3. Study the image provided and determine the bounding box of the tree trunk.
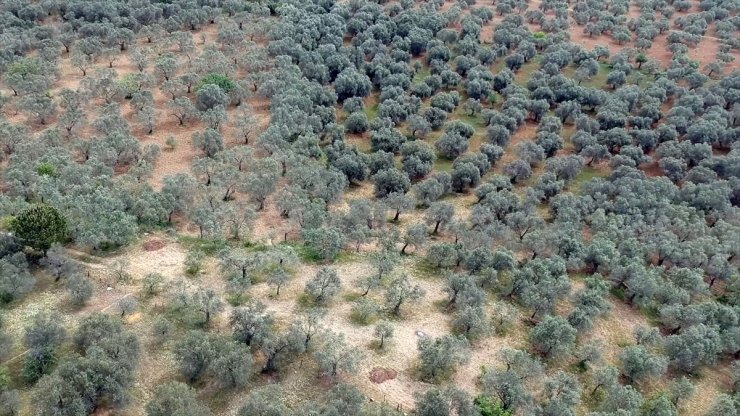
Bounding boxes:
[263,354,277,373]
[401,243,409,255]
[433,221,440,234]
[394,300,403,316]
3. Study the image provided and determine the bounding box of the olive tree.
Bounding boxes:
[531,316,577,359]
[146,382,212,416]
[304,267,342,306]
[415,387,478,416]
[385,275,425,317]
[620,345,667,383]
[418,335,471,382]
[314,332,364,379]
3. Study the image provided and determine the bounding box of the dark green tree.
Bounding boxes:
[10,205,66,254]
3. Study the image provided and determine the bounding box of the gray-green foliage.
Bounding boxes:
[210,338,253,388]
[531,316,576,359]
[237,385,290,416]
[302,227,345,261]
[707,394,738,416]
[374,321,394,349]
[664,324,722,374]
[314,332,363,378]
[305,267,342,306]
[195,83,229,111]
[174,330,214,383]
[0,253,34,303]
[619,345,667,382]
[385,275,425,316]
[481,348,544,411]
[35,313,140,415]
[146,381,212,416]
[65,273,93,306]
[415,387,478,416]
[418,335,470,382]
[229,300,274,347]
[192,128,224,157]
[539,371,582,416]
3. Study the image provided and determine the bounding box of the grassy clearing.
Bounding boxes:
[413,65,431,85]
[177,236,229,256]
[569,165,610,194]
[514,58,542,85]
[454,108,486,129]
[364,93,380,120]
[434,157,454,173]
[489,54,542,86]
[365,102,379,119]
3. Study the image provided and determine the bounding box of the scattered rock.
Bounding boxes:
[369,367,397,384]
[143,239,166,251]
[416,330,426,338]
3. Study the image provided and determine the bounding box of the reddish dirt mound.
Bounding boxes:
[142,239,166,251]
[369,367,398,384]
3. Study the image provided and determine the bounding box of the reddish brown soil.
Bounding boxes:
[369,367,398,384]
[142,239,166,251]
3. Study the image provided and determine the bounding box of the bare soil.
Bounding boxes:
[369,367,398,384]
[142,239,166,251]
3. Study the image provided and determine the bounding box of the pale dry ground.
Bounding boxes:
[4,231,526,414]
[2,228,729,415]
[1,235,188,416]
[233,254,530,413]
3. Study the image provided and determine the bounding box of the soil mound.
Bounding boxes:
[369,367,397,384]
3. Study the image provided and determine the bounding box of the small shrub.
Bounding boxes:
[350,298,380,325]
[65,274,93,306]
[184,249,205,277]
[36,162,56,177]
[151,317,173,344]
[475,395,512,416]
[165,135,177,150]
[197,73,236,92]
[142,273,165,297]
